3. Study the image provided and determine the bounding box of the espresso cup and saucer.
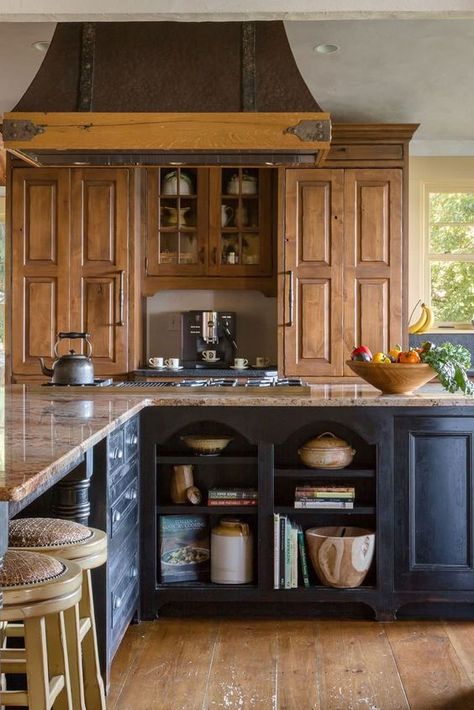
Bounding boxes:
[165,357,183,370]
[230,357,249,370]
[149,356,165,369]
[202,350,220,363]
[253,356,270,368]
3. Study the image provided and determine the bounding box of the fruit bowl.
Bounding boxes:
[346,360,436,395]
[180,435,233,456]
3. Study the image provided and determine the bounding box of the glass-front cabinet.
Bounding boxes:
[146,167,208,276]
[145,167,273,280]
[208,168,272,277]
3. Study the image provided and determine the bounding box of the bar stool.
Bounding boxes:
[0,548,82,709]
[8,518,107,710]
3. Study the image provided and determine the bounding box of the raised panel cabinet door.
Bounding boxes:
[11,168,70,376]
[71,169,129,375]
[343,169,403,374]
[394,416,474,591]
[283,169,344,376]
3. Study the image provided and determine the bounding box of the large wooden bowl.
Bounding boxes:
[346,360,436,395]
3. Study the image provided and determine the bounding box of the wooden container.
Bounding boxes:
[170,465,194,503]
[298,432,355,470]
[305,526,375,588]
[346,360,435,395]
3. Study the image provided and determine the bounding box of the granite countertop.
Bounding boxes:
[0,383,473,503]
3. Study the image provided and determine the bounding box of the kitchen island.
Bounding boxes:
[1,383,474,678]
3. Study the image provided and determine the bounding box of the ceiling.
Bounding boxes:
[1,19,474,155]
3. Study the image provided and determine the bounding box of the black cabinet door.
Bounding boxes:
[395,416,474,591]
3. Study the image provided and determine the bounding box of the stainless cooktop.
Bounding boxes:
[113,377,304,389]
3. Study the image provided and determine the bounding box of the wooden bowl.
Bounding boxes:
[305,526,375,588]
[180,435,233,456]
[346,360,436,395]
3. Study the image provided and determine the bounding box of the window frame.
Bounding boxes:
[423,181,474,328]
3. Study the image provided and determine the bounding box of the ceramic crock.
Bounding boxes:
[298,432,356,469]
[211,518,253,584]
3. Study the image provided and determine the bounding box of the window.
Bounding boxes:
[0,188,4,383]
[424,187,474,326]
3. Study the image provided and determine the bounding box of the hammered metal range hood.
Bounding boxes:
[2,21,331,167]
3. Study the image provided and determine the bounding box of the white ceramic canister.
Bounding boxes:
[211,519,253,584]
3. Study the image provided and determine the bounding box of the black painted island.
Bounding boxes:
[1,383,473,680]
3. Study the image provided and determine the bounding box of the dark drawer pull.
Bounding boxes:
[110,447,124,461]
[113,595,122,610]
[129,566,138,579]
[127,434,138,446]
[112,510,121,524]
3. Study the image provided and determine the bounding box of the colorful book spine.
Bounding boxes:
[284,517,292,589]
[208,488,258,499]
[297,526,310,588]
[294,500,354,509]
[291,523,298,589]
[279,515,286,589]
[207,499,257,506]
[274,514,280,590]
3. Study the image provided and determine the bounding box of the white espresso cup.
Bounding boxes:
[165,357,180,369]
[255,357,270,368]
[202,350,218,361]
[149,356,164,368]
[234,357,249,369]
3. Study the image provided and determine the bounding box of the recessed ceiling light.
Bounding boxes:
[314,43,340,55]
[31,41,50,52]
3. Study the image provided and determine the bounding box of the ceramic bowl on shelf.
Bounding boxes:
[305,526,375,588]
[180,435,233,456]
[298,432,355,470]
[346,360,436,395]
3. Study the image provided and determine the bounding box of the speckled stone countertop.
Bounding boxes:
[0,383,473,503]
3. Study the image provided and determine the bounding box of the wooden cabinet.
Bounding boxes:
[394,416,474,592]
[144,167,274,293]
[282,167,404,378]
[11,167,137,380]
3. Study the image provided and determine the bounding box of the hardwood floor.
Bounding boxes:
[109,619,474,709]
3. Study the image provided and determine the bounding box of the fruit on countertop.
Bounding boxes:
[398,350,421,364]
[351,345,373,362]
[373,352,391,364]
[408,302,434,334]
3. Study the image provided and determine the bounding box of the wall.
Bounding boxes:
[146,290,277,364]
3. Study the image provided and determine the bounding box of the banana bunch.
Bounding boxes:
[408,302,434,334]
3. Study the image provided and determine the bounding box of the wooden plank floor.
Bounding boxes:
[109,619,474,709]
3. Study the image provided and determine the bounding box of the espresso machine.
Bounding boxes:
[181,311,237,368]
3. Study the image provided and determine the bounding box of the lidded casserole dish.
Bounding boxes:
[298,432,356,469]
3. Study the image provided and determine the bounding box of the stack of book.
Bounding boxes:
[294,485,355,509]
[207,487,258,506]
[273,514,310,589]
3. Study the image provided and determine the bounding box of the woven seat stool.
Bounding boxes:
[0,549,82,709]
[8,518,108,710]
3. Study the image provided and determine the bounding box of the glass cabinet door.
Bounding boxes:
[146,168,207,276]
[209,168,272,277]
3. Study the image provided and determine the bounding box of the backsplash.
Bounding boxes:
[146,290,277,364]
[409,332,474,374]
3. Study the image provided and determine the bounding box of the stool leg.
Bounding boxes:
[24,616,50,710]
[80,570,106,710]
[63,604,86,710]
[45,611,73,710]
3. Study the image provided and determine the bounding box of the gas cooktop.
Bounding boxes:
[113,377,304,389]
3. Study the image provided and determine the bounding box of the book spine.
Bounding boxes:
[295,497,355,503]
[295,486,355,492]
[208,489,258,499]
[284,518,292,590]
[292,523,298,589]
[273,514,280,590]
[279,516,286,589]
[297,526,310,588]
[207,499,258,506]
[295,490,355,498]
[294,501,354,509]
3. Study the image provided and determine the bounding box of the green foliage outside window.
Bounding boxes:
[428,192,474,323]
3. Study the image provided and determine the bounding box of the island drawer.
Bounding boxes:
[124,417,139,463]
[109,459,138,506]
[110,527,139,650]
[108,427,125,473]
[110,475,138,540]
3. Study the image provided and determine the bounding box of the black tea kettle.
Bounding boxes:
[39,332,95,385]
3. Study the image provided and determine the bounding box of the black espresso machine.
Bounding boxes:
[181,311,237,368]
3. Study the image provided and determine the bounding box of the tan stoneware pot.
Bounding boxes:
[305,526,375,588]
[298,432,355,469]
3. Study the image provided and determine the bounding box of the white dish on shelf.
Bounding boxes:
[166,365,184,370]
[229,365,248,370]
[148,365,167,370]
[202,358,220,363]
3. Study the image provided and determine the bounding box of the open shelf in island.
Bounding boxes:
[157,505,258,515]
[274,466,375,478]
[274,505,376,515]
[156,455,258,465]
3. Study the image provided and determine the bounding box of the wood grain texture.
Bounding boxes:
[3,112,331,151]
[385,621,474,710]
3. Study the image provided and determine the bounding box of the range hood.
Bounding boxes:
[2,21,331,167]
